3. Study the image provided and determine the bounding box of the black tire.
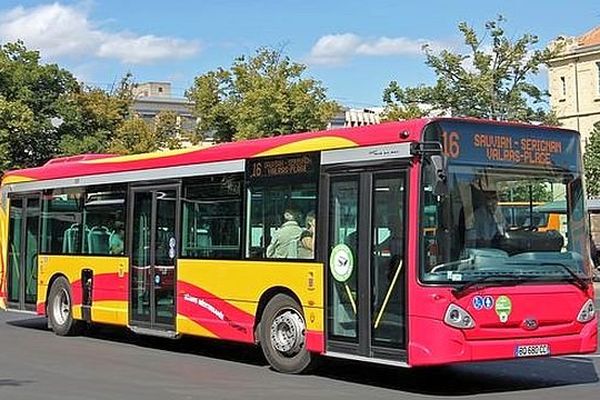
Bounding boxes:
[47,277,83,336]
[259,294,313,374]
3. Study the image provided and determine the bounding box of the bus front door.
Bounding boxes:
[6,194,40,311]
[324,170,407,362]
[129,185,179,331]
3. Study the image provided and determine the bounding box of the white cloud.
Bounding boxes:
[97,34,199,64]
[308,33,447,66]
[308,33,362,66]
[0,2,200,64]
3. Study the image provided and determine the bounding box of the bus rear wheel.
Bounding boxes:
[259,294,313,374]
[48,277,83,336]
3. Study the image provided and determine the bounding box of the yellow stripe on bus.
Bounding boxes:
[176,314,219,338]
[1,175,35,185]
[91,300,128,326]
[255,136,357,157]
[84,146,211,164]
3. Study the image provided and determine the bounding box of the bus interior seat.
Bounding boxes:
[88,226,110,254]
[62,224,92,253]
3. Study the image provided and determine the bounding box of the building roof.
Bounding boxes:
[578,26,600,47]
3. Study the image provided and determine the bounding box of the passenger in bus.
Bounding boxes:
[465,190,507,248]
[298,211,316,258]
[109,221,125,255]
[266,209,303,258]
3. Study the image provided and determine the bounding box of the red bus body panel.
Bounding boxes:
[406,152,597,367]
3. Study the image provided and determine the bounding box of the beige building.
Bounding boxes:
[327,107,383,129]
[132,82,198,135]
[548,27,600,144]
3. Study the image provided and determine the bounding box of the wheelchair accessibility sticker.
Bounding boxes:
[472,295,494,310]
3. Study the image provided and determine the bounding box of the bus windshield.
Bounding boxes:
[420,122,592,285]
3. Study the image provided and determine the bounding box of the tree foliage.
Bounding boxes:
[0,41,79,170]
[108,113,182,155]
[584,122,600,198]
[186,47,340,142]
[382,16,560,124]
[58,74,135,155]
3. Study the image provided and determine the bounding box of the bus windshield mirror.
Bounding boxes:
[427,154,448,196]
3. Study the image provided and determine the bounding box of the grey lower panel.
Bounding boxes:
[324,351,410,368]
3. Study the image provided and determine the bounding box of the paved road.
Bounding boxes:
[0,287,599,400]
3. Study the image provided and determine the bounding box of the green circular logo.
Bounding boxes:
[329,244,354,282]
[495,295,512,323]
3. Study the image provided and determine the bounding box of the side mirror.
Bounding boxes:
[411,141,448,196]
[428,154,448,196]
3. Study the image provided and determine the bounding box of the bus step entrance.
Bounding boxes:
[129,326,180,339]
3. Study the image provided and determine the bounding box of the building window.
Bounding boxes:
[246,153,319,260]
[560,76,566,98]
[181,175,243,259]
[597,62,600,95]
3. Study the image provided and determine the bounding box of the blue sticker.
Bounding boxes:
[472,295,484,310]
[483,296,494,310]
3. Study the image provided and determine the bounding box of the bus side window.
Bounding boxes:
[245,154,319,260]
[181,175,243,259]
[82,185,127,255]
[41,188,84,255]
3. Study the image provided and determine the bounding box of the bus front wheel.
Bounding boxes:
[47,277,83,336]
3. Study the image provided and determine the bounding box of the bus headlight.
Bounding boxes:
[577,299,596,323]
[444,304,475,329]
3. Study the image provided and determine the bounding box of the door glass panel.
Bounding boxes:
[131,191,152,323]
[7,199,23,303]
[24,198,40,305]
[328,178,359,341]
[154,189,176,325]
[371,174,405,348]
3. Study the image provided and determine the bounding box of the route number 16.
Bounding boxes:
[441,131,460,158]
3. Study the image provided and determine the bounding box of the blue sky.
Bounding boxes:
[1,1,599,107]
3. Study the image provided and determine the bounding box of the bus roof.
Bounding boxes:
[1,118,578,186]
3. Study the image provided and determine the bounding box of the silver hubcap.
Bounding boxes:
[270,309,305,356]
[53,288,70,326]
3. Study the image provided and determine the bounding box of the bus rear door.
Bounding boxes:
[6,194,41,311]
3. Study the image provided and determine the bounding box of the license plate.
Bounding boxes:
[515,344,550,358]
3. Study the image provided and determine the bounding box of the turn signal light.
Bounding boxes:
[577,299,596,323]
[444,303,475,329]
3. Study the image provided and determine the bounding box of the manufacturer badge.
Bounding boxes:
[522,318,539,331]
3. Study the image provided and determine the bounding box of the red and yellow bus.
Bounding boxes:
[0,118,596,373]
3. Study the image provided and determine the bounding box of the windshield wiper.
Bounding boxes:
[505,261,589,291]
[452,274,543,298]
[538,262,589,291]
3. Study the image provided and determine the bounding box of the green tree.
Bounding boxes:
[584,122,600,198]
[0,96,35,171]
[154,111,183,150]
[108,114,182,155]
[58,74,135,155]
[0,41,79,169]
[382,82,430,121]
[186,47,340,142]
[382,16,560,124]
